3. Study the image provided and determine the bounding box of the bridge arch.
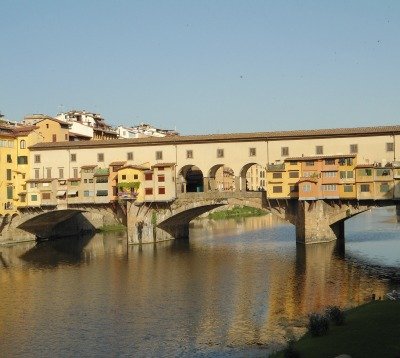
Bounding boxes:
[177,165,205,193]
[239,162,266,192]
[207,164,236,191]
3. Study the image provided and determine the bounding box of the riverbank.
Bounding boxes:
[207,205,268,220]
[270,300,400,357]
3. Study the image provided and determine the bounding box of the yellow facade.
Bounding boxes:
[117,166,147,202]
[34,118,70,143]
[0,134,17,216]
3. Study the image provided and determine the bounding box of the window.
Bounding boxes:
[84,190,93,197]
[281,147,289,156]
[121,175,127,180]
[52,134,57,142]
[273,186,283,193]
[71,153,76,162]
[65,133,68,140]
[127,152,133,160]
[97,153,104,162]
[272,172,282,179]
[34,168,40,179]
[186,150,193,159]
[96,190,108,196]
[158,166,164,171]
[322,184,337,191]
[289,171,299,178]
[7,154,12,163]
[156,151,163,160]
[339,171,353,179]
[323,171,336,178]
[96,177,108,183]
[339,158,353,166]
[73,168,78,178]
[17,156,28,164]
[20,140,26,149]
[46,123,49,129]
[325,159,335,165]
[344,184,353,192]
[350,144,358,154]
[358,168,372,176]
[6,169,12,181]
[158,175,165,182]
[305,161,314,166]
[31,194,38,202]
[249,148,256,156]
[158,187,166,194]
[289,161,297,165]
[303,184,311,192]
[145,188,153,195]
[34,154,41,163]
[70,180,79,186]
[42,193,51,200]
[376,168,390,176]
[84,179,87,183]
[89,179,94,183]
[59,168,64,179]
[7,186,13,199]
[134,174,138,179]
[380,183,390,192]
[145,173,153,181]
[217,149,224,158]
[20,194,26,203]
[30,182,37,188]
[360,184,370,192]
[316,146,323,155]
[386,142,394,152]
[46,168,52,179]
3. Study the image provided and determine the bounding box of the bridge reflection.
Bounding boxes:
[0,218,395,354]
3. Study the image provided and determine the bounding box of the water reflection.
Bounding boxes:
[0,211,398,357]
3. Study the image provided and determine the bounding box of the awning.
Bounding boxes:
[67,190,78,196]
[56,190,66,197]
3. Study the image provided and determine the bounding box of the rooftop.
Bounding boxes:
[29,124,400,150]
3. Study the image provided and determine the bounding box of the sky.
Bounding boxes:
[1,1,399,134]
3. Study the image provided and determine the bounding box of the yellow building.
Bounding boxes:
[0,132,17,216]
[117,165,149,203]
[265,163,288,198]
[23,115,70,142]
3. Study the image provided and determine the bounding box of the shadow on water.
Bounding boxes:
[19,232,95,268]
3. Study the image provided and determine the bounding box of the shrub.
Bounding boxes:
[283,340,301,358]
[325,306,345,326]
[308,313,329,337]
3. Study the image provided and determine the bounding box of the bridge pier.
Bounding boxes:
[295,200,348,244]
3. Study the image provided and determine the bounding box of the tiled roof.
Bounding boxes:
[29,124,400,150]
[109,161,127,166]
[285,154,357,161]
[152,162,176,168]
[118,164,150,171]
[81,165,98,169]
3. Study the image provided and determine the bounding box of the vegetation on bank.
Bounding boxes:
[97,224,126,232]
[207,205,268,220]
[271,300,400,358]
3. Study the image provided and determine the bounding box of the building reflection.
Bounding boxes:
[0,215,395,354]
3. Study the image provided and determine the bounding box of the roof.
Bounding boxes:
[28,124,400,150]
[152,163,176,168]
[26,178,54,183]
[118,164,150,171]
[109,161,127,166]
[81,165,98,169]
[94,168,109,176]
[285,154,357,161]
[69,132,92,139]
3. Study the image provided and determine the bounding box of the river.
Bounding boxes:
[0,207,399,357]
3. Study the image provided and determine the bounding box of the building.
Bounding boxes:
[22,114,70,142]
[116,123,179,139]
[56,110,118,140]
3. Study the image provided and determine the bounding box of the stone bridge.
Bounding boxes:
[1,192,397,246]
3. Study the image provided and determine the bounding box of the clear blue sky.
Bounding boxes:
[1,1,399,134]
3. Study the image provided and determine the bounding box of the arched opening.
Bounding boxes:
[178,165,204,193]
[239,163,266,192]
[208,164,235,191]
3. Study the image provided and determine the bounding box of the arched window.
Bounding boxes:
[20,140,26,149]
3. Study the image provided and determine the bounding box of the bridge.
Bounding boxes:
[2,190,394,246]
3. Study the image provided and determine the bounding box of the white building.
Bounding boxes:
[117,123,179,139]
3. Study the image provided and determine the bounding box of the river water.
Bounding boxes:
[0,207,399,357]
